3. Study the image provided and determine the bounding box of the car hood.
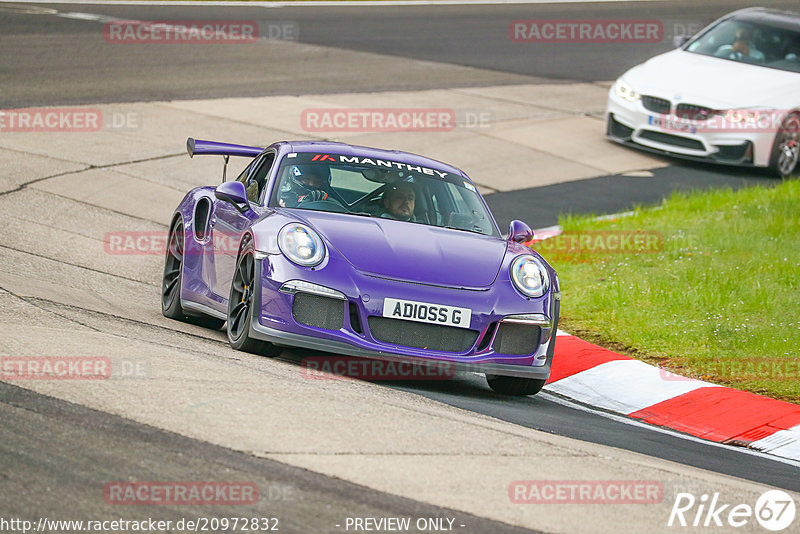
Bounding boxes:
[623,49,799,109]
[294,210,507,288]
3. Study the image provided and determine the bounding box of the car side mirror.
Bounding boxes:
[508,220,534,243]
[215,181,250,213]
[673,34,692,48]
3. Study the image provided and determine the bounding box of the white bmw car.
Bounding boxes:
[606,7,800,175]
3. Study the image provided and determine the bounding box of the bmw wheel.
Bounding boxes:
[769,111,800,176]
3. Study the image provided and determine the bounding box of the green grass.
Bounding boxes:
[531,180,800,403]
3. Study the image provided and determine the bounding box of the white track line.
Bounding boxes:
[546,359,719,414]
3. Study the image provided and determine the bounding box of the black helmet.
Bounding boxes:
[286,165,329,195]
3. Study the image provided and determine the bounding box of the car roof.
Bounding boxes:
[283,140,466,178]
[730,7,800,32]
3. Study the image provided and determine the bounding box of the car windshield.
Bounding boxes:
[269,152,500,237]
[685,17,800,72]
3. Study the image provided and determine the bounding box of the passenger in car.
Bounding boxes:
[380,182,417,222]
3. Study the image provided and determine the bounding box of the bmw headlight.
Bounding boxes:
[510,255,550,298]
[614,79,641,103]
[278,223,325,267]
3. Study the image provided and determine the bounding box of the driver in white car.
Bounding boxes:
[715,26,765,63]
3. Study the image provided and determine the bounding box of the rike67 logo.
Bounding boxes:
[668,490,796,531]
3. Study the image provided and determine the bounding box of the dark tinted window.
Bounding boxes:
[269,152,499,237]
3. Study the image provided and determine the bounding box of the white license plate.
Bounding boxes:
[382,298,471,329]
[649,115,696,134]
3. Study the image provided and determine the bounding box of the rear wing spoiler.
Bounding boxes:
[186,137,263,158]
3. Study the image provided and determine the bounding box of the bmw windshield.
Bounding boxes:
[685,16,800,72]
[269,152,500,238]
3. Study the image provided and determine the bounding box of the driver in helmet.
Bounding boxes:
[279,165,330,208]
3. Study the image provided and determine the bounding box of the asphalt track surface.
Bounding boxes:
[390,376,800,492]
[486,164,781,230]
[1,0,798,531]
[1,0,788,226]
[0,0,797,107]
[0,381,542,534]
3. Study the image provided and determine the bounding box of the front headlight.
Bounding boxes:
[510,255,550,298]
[614,79,641,103]
[278,223,326,267]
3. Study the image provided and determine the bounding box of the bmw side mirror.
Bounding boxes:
[508,220,534,243]
[215,181,250,213]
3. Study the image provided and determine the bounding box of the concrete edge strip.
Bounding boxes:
[533,225,800,462]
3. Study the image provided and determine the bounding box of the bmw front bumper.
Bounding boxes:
[606,87,776,168]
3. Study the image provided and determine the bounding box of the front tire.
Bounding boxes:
[227,238,281,356]
[161,219,225,330]
[486,374,546,396]
[769,111,799,177]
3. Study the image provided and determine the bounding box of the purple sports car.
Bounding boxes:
[162,138,559,395]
